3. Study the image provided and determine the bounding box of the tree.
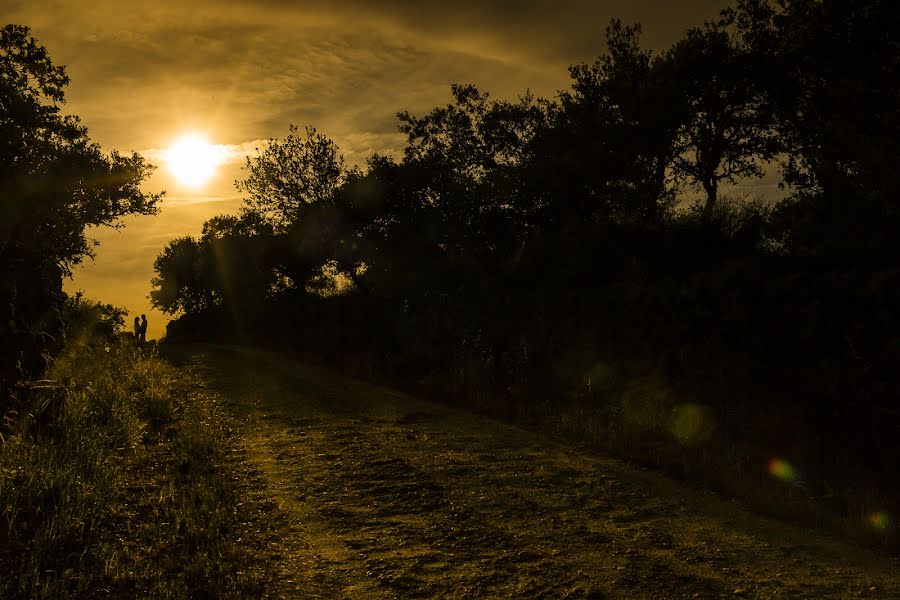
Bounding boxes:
[150,236,210,315]
[397,84,546,251]
[336,155,448,298]
[150,211,286,318]
[537,20,683,224]
[666,13,777,217]
[1,25,159,398]
[237,125,346,231]
[0,25,160,273]
[199,212,281,315]
[734,0,900,256]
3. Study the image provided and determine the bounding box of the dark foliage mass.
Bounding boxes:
[0,25,160,404]
[151,0,900,541]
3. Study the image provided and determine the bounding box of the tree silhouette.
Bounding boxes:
[398,84,545,253]
[1,25,159,273]
[527,20,691,226]
[1,25,159,399]
[666,13,777,217]
[237,125,347,231]
[735,0,900,256]
[150,236,211,315]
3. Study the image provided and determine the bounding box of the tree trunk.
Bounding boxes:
[644,160,668,224]
[702,178,718,219]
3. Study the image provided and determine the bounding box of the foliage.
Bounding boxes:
[236,125,346,231]
[548,20,681,223]
[1,25,160,403]
[150,236,210,315]
[738,0,900,196]
[60,292,127,339]
[0,24,160,272]
[666,12,778,214]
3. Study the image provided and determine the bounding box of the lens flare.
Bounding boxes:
[669,403,716,446]
[869,511,893,531]
[768,458,798,483]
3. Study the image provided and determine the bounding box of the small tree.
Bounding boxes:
[540,20,683,224]
[236,125,346,231]
[150,237,211,315]
[667,14,777,217]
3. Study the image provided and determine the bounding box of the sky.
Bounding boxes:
[7,0,749,339]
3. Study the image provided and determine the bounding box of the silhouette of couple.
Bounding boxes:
[133,314,148,343]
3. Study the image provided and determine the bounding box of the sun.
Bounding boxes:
[164,133,227,188]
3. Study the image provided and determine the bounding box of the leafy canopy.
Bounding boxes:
[0,25,160,275]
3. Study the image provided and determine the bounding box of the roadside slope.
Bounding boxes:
[172,343,899,599]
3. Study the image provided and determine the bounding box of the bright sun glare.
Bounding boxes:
[164,133,227,188]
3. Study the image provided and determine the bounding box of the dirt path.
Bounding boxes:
[173,344,899,599]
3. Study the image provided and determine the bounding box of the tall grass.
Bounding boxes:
[0,305,271,597]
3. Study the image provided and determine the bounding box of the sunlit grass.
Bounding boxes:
[0,325,270,597]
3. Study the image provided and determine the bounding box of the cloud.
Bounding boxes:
[335,131,407,167]
[140,139,270,166]
[10,0,724,155]
[159,195,242,207]
[12,0,727,337]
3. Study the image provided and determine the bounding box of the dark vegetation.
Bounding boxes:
[152,0,900,547]
[0,23,159,404]
[0,298,276,597]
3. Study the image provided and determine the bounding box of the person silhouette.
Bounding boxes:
[133,316,141,339]
[139,314,148,343]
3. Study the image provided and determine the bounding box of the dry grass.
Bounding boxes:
[0,328,274,598]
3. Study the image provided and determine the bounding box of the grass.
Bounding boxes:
[522,368,900,552]
[0,325,276,598]
[411,350,900,553]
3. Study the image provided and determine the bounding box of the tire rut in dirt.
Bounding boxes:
[278,420,591,597]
